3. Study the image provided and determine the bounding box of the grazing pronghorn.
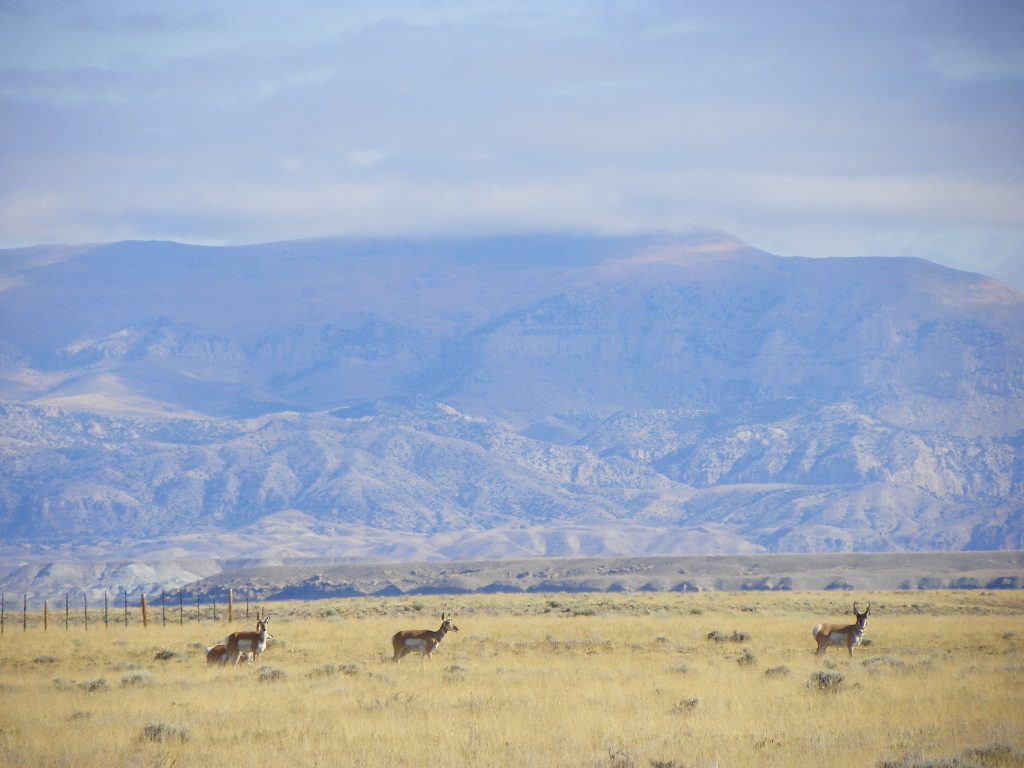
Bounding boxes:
[206,643,228,666]
[206,643,251,666]
[392,612,459,663]
[812,602,870,657]
[224,612,273,667]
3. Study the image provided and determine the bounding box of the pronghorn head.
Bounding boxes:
[441,612,459,633]
[256,612,272,637]
[854,602,870,628]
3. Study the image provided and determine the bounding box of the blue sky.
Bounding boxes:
[2,1,1023,287]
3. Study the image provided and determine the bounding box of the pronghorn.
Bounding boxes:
[207,643,253,666]
[812,602,870,657]
[391,612,459,663]
[224,612,273,667]
[206,643,228,666]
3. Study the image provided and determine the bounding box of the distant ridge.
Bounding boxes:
[187,550,1023,600]
[7,551,1019,605]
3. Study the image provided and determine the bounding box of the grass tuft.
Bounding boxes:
[877,743,1024,767]
[604,747,640,768]
[673,698,700,713]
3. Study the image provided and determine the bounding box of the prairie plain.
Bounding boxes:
[1,591,1022,768]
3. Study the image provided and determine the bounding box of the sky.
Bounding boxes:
[1,0,1023,287]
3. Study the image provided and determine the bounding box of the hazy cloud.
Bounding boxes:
[1,0,1022,286]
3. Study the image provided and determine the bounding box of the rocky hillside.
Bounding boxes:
[1,233,1022,597]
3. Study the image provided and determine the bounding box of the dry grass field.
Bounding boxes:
[1,591,1023,767]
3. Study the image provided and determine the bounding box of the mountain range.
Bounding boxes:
[1,232,1021,599]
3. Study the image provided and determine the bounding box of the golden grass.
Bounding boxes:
[1,591,1023,767]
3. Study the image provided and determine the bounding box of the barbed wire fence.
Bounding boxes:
[0,588,257,634]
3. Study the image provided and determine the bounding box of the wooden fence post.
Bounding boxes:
[84,594,88,632]
[123,589,128,627]
[178,589,183,625]
[162,591,166,627]
[228,588,234,623]
[44,600,48,631]
[1,592,4,634]
[23,594,27,632]
[65,593,69,631]
[104,590,109,629]
[141,594,148,628]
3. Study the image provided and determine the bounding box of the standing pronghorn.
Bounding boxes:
[392,612,459,663]
[812,602,870,657]
[224,612,273,667]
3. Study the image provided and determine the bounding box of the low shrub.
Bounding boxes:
[259,667,287,683]
[807,671,845,692]
[140,721,189,743]
[444,664,470,681]
[737,649,757,666]
[706,630,751,643]
[673,698,699,713]
[864,656,907,672]
[120,672,154,687]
